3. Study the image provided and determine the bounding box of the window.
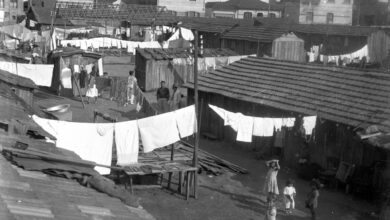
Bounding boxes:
[0,0,4,8]
[12,15,16,20]
[42,1,45,7]
[269,13,276,18]
[257,13,263,17]
[243,12,252,19]
[301,0,310,5]
[326,13,334,24]
[306,12,313,23]
[10,0,18,9]
[343,0,351,4]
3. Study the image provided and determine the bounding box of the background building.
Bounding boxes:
[206,0,283,19]
[0,0,23,24]
[120,0,206,17]
[299,0,354,25]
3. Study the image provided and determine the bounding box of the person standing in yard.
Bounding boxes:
[156,81,170,113]
[127,71,137,105]
[170,84,181,110]
[283,179,296,214]
[263,159,280,196]
[306,179,321,220]
[86,71,98,104]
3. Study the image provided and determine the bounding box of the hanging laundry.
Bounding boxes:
[303,116,317,135]
[174,105,197,138]
[60,67,72,89]
[209,104,227,122]
[115,120,139,165]
[138,112,180,153]
[282,118,296,127]
[13,64,54,87]
[98,58,103,76]
[236,114,254,142]
[253,118,275,137]
[32,115,114,175]
[205,57,216,71]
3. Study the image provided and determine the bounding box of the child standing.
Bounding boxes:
[283,179,296,214]
[306,179,321,220]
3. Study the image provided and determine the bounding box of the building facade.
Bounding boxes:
[299,0,354,25]
[0,0,23,24]
[158,0,205,17]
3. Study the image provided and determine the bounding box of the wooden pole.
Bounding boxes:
[193,29,199,199]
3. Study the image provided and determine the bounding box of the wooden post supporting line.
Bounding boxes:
[193,29,199,199]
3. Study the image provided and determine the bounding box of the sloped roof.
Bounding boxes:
[136,48,239,60]
[185,56,390,131]
[208,0,283,11]
[28,0,71,25]
[0,69,37,89]
[222,25,287,42]
[0,154,154,220]
[289,24,376,37]
[179,17,253,33]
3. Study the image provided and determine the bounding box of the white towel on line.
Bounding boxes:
[138,112,180,153]
[115,120,139,165]
[253,117,275,137]
[32,115,114,175]
[174,105,197,138]
[236,114,254,142]
[303,116,317,135]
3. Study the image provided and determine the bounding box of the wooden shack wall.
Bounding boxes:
[136,57,195,92]
[200,31,221,49]
[222,39,272,56]
[368,30,390,64]
[272,40,306,63]
[188,89,387,170]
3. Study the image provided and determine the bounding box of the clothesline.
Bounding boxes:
[209,104,316,143]
[60,37,162,54]
[32,105,197,175]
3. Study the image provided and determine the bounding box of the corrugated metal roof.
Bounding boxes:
[185,56,390,130]
[222,25,286,42]
[136,48,239,60]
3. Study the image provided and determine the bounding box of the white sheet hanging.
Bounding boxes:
[32,115,114,175]
[138,112,180,153]
[115,120,139,165]
[174,105,197,138]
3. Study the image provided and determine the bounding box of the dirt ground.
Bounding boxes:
[136,138,379,220]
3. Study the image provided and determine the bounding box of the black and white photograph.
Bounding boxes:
[0,0,389,219]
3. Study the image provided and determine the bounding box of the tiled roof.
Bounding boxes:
[221,25,286,42]
[179,17,253,33]
[207,0,283,11]
[29,0,71,25]
[185,57,390,130]
[136,48,239,60]
[0,155,155,220]
[288,24,376,37]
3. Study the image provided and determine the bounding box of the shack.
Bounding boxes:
[180,17,254,49]
[221,25,286,56]
[0,69,37,107]
[185,56,390,198]
[135,48,242,91]
[47,48,102,96]
[272,33,305,62]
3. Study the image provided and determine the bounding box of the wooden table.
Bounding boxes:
[122,162,197,200]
